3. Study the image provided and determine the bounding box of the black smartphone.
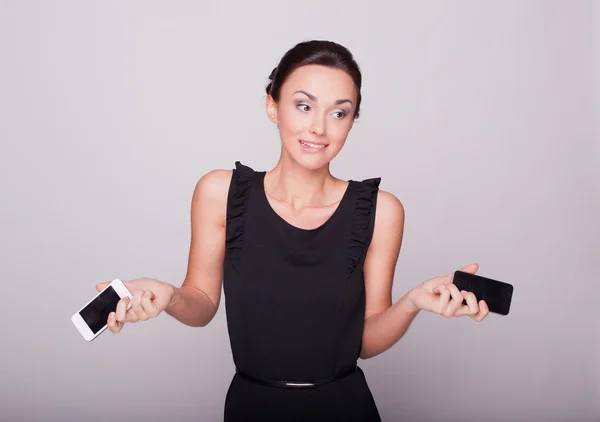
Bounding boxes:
[452,271,514,315]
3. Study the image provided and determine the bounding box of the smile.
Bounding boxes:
[299,140,328,149]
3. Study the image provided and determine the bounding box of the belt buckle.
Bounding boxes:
[284,381,315,389]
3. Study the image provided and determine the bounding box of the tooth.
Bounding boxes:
[301,140,325,148]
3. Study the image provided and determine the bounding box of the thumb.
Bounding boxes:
[457,263,479,275]
[95,281,111,292]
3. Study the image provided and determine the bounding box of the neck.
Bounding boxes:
[265,153,338,210]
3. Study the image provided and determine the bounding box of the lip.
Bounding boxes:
[299,139,329,147]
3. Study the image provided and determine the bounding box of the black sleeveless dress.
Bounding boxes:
[222,162,382,422]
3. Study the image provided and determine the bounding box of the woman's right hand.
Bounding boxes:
[95,278,176,334]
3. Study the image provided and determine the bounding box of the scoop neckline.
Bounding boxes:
[259,171,352,233]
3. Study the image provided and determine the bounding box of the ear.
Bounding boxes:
[265,95,278,125]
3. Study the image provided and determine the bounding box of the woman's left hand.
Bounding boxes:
[408,263,490,322]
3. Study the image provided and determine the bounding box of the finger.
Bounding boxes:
[131,290,147,320]
[96,281,111,292]
[458,263,479,275]
[115,297,130,323]
[141,290,157,316]
[107,312,122,334]
[471,300,490,322]
[434,285,451,315]
[457,290,479,317]
[445,283,463,316]
[433,281,452,294]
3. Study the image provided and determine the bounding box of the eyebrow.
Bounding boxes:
[294,90,353,106]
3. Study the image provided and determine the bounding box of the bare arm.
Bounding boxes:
[165,169,232,327]
[359,191,490,358]
[359,190,416,359]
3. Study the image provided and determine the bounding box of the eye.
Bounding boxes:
[331,110,347,119]
[296,103,311,112]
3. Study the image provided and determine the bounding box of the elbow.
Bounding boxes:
[189,307,217,328]
[359,351,376,360]
[359,346,375,360]
[197,313,216,328]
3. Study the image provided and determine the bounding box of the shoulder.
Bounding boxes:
[350,178,404,233]
[372,189,405,240]
[193,169,233,202]
[375,189,405,223]
[191,169,234,226]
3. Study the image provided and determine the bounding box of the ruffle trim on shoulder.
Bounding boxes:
[346,177,381,278]
[225,161,255,266]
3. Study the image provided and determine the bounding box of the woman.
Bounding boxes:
[96,40,489,421]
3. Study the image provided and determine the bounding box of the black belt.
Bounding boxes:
[235,364,358,389]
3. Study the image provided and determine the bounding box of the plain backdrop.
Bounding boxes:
[1,1,598,421]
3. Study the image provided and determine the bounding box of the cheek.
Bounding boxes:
[278,107,306,136]
[329,120,353,143]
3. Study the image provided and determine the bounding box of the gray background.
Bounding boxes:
[1,1,598,421]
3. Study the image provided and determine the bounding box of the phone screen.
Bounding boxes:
[79,286,120,334]
[453,271,513,315]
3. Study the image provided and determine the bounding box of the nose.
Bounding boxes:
[309,114,325,136]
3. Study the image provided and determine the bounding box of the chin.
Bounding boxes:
[298,157,330,171]
[291,150,339,171]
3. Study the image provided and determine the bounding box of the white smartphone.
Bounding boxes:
[71,278,133,341]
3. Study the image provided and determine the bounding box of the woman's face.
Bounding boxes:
[266,65,357,170]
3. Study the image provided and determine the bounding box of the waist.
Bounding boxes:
[235,364,358,389]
